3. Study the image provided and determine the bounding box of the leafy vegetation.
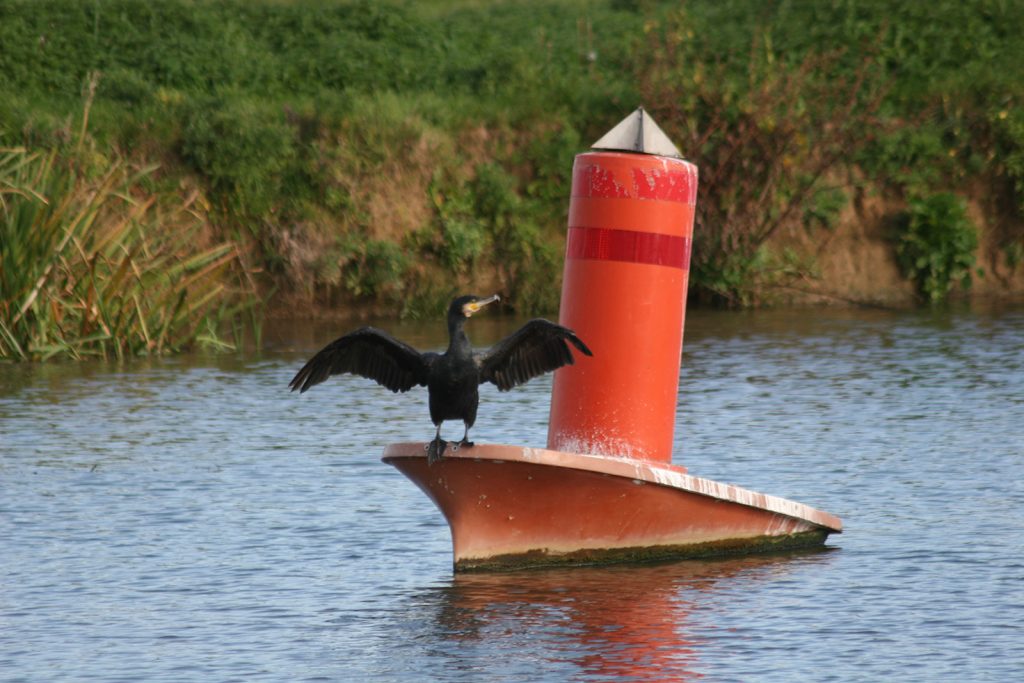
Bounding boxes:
[893,194,980,304]
[638,17,888,304]
[0,100,255,360]
[633,0,1023,303]
[1,0,1022,350]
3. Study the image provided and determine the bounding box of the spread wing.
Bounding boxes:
[478,319,593,391]
[288,327,431,394]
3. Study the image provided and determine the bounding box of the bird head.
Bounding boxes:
[451,294,500,319]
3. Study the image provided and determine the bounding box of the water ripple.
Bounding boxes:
[2,306,1023,681]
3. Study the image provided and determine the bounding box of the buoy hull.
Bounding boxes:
[383,443,841,572]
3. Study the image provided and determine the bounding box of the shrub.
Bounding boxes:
[636,10,888,305]
[427,173,487,273]
[892,193,979,303]
[472,162,561,313]
[339,237,410,300]
[181,97,298,216]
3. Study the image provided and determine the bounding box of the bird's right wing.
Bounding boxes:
[288,327,431,394]
[478,319,593,391]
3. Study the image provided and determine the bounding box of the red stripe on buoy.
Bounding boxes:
[565,226,691,270]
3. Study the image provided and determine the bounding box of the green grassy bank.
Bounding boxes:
[2,0,1023,358]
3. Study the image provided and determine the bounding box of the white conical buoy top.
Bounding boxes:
[590,107,682,158]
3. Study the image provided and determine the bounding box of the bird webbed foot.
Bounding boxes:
[426,437,448,465]
[452,438,474,451]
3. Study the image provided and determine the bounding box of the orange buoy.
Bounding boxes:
[383,109,842,572]
[547,110,698,464]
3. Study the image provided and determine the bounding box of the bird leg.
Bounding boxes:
[427,425,447,465]
[452,423,474,451]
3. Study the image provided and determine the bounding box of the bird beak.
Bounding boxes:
[464,294,501,316]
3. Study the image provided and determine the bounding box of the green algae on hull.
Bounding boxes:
[454,529,832,572]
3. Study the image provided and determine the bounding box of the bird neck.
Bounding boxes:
[447,317,472,357]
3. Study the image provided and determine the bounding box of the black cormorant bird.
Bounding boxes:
[288,294,592,464]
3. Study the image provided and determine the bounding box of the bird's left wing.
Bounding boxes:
[478,319,593,391]
[288,327,430,394]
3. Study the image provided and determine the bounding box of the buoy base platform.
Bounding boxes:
[382,443,843,572]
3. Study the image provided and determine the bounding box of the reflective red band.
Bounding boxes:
[566,226,691,270]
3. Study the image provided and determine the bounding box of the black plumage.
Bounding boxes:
[288,294,592,464]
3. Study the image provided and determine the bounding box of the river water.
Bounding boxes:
[2,304,1023,681]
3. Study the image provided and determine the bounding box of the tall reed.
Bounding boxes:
[0,146,254,361]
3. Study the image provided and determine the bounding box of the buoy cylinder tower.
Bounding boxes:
[548,108,698,464]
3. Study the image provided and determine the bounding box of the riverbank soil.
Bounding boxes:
[761,191,1024,309]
